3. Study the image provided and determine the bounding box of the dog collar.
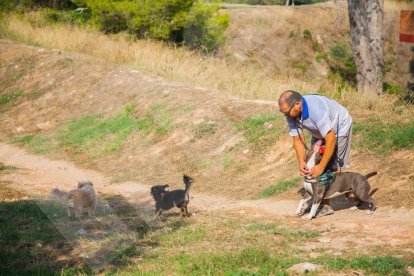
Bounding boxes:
[304,177,317,183]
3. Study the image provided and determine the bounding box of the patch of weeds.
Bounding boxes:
[312,41,322,52]
[12,135,56,154]
[330,41,350,62]
[244,223,320,242]
[167,219,189,231]
[237,113,284,150]
[108,244,142,266]
[328,41,356,85]
[0,89,23,105]
[315,52,328,63]
[162,225,206,246]
[199,159,213,170]
[255,177,301,199]
[221,153,233,169]
[56,57,74,69]
[58,107,140,154]
[0,165,18,171]
[234,162,247,172]
[353,121,414,154]
[12,135,34,144]
[174,248,299,275]
[293,61,310,72]
[26,90,44,100]
[177,103,195,113]
[194,120,217,139]
[303,29,312,40]
[317,255,407,275]
[383,83,404,96]
[147,103,173,136]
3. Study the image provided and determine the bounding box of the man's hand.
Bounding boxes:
[310,164,325,178]
[299,161,310,176]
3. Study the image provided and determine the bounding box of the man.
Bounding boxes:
[278,90,353,216]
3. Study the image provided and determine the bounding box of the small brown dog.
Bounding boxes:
[50,181,97,219]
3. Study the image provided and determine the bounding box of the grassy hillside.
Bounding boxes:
[0,2,413,205]
[0,2,414,274]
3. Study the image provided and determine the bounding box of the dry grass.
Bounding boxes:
[0,11,412,117]
[0,13,293,100]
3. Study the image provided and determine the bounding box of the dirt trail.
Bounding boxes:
[1,142,414,254]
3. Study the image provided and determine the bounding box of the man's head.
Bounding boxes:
[278,90,302,118]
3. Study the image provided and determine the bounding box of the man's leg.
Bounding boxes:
[336,125,352,170]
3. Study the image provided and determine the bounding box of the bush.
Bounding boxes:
[184,0,229,52]
[42,7,90,24]
[2,0,229,52]
[85,0,135,34]
[328,41,357,85]
[84,0,228,52]
[0,0,77,11]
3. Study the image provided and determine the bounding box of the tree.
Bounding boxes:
[347,0,384,95]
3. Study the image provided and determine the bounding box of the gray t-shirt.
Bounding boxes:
[286,94,352,139]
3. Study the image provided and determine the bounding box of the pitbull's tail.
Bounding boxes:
[369,188,379,197]
[365,171,377,179]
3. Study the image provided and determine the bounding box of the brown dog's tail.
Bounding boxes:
[49,188,68,201]
[369,188,379,197]
[365,171,378,179]
[183,174,193,196]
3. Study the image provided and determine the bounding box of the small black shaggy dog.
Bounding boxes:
[150,175,193,217]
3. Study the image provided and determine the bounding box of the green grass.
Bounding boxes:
[199,159,213,169]
[12,104,175,157]
[316,255,408,275]
[0,186,411,275]
[244,223,320,241]
[173,248,298,275]
[58,109,136,154]
[0,196,92,274]
[255,177,302,199]
[57,104,172,154]
[237,113,285,150]
[12,135,57,154]
[353,120,414,154]
[194,120,217,138]
[0,165,18,171]
[148,103,173,136]
[221,153,234,169]
[0,89,23,105]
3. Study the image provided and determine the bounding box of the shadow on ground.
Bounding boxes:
[0,180,188,274]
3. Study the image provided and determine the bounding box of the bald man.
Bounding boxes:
[278,90,353,179]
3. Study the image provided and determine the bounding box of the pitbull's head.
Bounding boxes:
[305,140,323,170]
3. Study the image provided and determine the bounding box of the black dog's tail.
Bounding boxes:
[183,175,193,195]
[365,171,378,179]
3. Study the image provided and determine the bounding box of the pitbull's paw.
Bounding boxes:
[306,214,314,220]
[349,206,358,211]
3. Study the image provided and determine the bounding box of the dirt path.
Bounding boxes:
[1,142,414,254]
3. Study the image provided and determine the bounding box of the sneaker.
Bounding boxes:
[316,205,334,217]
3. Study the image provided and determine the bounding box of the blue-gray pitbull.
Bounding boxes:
[295,140,378,220]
